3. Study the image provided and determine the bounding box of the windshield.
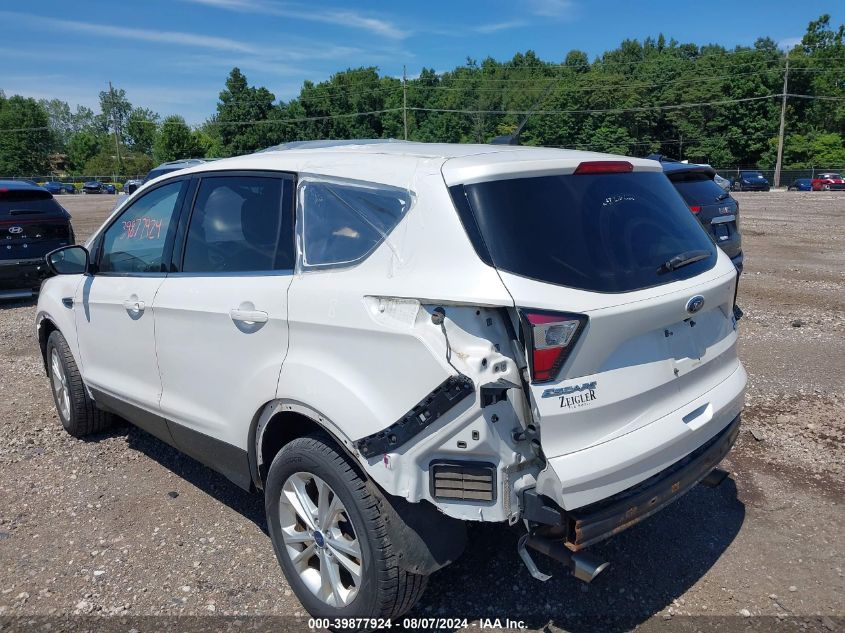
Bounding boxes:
[821,174,842,179]
[741,172,763,178]
[454,171,717,293]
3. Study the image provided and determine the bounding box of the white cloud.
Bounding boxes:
[0,10,367,68]
[474,21,527,34]
[527,0,575,18]
[181,0,408,39]
[0,11,260,54]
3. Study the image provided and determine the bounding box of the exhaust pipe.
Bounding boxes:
[524,534,609,583]
[571,552,611,583]
[701,467,730,488]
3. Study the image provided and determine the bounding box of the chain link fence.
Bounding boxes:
[711,167,842,186]
[1,175,145,184]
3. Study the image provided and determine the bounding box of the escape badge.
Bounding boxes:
[541,381,598,409]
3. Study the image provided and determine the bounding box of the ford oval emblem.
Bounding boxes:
[686,295,705,314]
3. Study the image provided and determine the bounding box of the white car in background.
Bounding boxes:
[36,141,745,619]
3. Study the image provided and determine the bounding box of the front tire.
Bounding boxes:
[46,331,112,437]
[265,434,427,619]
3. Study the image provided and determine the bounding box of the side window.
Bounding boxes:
[182,175,293,273]
[99,181,183,274]
[298,177,412,269]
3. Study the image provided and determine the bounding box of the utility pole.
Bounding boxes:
[109,81,123,173]
[774,55,789,189]
[402,65,408,141]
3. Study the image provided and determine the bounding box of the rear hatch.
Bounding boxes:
[0,188,73,261]
[667,169,741,259]
[449,162,740,459]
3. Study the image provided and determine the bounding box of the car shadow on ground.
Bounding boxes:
[420,480,745,632]
[103,421,268,530]
[111,422,744,631]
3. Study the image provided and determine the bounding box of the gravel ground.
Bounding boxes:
[0,191,843,632]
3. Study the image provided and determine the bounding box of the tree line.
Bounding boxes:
[1,14,843,178]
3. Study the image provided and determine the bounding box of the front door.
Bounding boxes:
[153,172,296,482]
[75,179,188,441]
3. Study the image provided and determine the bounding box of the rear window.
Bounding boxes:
[0,189,63,218]
[455,171,717,293]
[667,172,728,205]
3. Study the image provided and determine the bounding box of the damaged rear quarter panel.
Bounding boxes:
[276,168,537,521]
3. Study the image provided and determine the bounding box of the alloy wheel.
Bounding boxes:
[50,348,70,421]
[278,472,363,607]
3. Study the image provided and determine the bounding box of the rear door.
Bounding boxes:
[74,178,189,442]
[153,171,295,481]
[453,167,740,458]
[668,171,741,260]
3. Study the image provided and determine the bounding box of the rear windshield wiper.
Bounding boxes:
[658,249,711,274]
[716,192,730,201]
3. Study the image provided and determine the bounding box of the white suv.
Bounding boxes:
[37,141,745,619]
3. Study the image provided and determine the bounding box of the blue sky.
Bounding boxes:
[1,0,841,125]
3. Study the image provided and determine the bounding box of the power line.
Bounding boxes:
[786,93,845,101]
[409,94,780,116]
[2,93,843,136]
[410,69,786,93]
[209,108,402,126]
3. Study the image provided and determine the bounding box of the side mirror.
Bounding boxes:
[46,245,90,275]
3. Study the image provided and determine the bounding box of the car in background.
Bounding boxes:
[82,180,105,194]
[649,156,743,273]
[41,181,76,195]
[143,158,206,183]
[123,179,143,195]
[811,172,845,191]
[788,178,813,191]
[104,183,117,194]
[713,173,731,192]
[731,171,770,192]
[0,180,74,299]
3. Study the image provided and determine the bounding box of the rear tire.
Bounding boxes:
[46,331,112,438]
[265,434,428,620]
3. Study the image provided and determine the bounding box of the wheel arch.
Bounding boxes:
[256,402,468,578]
[37,315,60,373]
[250,400,361,491]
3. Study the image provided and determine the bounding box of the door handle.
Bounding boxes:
[229,308,268,324]
[123,299,145,314]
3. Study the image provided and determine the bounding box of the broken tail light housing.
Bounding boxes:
[519,309,588,383]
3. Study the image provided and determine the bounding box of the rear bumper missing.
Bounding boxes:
[524,413,741,551]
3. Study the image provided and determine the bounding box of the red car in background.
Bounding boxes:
[811,172,845,191]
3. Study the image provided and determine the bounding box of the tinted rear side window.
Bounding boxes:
[458,172,716,293]
[0,189,63,217]
[298,177,412,269]
[668,172,728,205]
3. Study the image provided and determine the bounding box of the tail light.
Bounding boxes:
[519,309,588,383]
[689,205,702,213]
